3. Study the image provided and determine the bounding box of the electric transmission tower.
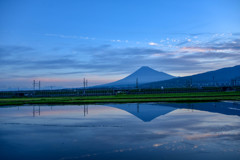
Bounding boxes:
[83,78,88,89]
[33,80,41,90]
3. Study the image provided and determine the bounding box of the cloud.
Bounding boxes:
[111,39,129,43]
[44,33,95,40]
[181,47,208,52]
[1,35,240,89]
[181,38,240,53]
[148,53,164,58]
[177,40,190,46]
[1,42,239,76]
[0,45,35,58]
[232,32,240,36]
[111,39,121,42]
[206,39,240,51]
[0,44,182,79]
[148,42,158,46]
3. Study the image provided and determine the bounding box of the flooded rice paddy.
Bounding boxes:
[0,102,240,160]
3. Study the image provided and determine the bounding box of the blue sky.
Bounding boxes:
[0,0,240,90]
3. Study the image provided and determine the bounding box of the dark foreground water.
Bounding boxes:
[0,102,240,160]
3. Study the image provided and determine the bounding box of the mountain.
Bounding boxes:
[141,65,240,88]
[95,66,175,88]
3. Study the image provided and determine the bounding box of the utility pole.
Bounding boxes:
[190,78,192,88]
[136,77,138,89]
[83,78,86,89]
[231,79,236,87]
[83,78,86,95]
[213,76,215,87]
[83,78,88,89]
[33,80,36,90]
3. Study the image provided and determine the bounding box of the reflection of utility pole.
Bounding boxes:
[33,106,41,117]
[84,105,88,116]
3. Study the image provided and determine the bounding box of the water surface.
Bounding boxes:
[0,102,240,160]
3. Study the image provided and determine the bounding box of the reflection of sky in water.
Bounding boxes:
[0,102,240,160]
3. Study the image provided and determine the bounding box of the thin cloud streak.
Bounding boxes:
[44,33,96,40]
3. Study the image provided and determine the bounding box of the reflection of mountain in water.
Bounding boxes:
[161,102,240,117]
[108,103,176,122]
[107,102,240,122]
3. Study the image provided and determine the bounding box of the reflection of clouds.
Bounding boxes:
[160,109,240,133]
[185,132,240,141]
[147,108,240,153]
[153,143,164,147]
[0,105,128,117]
[185,133,218,140]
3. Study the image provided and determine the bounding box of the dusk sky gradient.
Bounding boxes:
[0,0,240,90]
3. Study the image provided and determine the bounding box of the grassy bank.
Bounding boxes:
[0,91,240,106]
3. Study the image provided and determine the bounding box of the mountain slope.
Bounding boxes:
[141,65,240,88]
[96,66,175,88]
